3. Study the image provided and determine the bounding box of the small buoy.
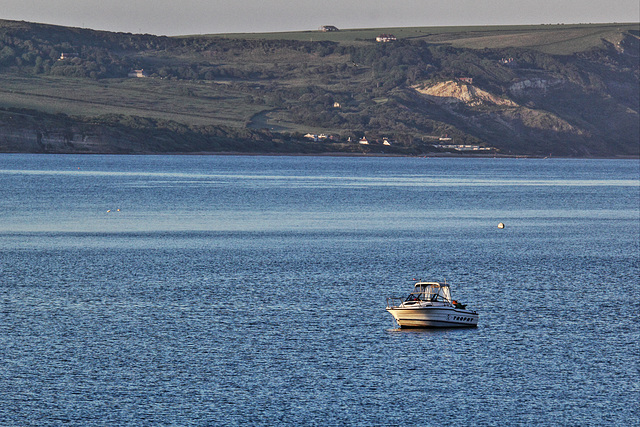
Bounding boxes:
[107,210,111,213]
[116,208,120,212]
[498,222,505,229]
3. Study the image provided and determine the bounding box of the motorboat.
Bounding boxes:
[386,281,478,328]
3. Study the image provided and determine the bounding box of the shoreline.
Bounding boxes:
[1,150,637,159]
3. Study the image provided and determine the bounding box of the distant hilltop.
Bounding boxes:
[0,19,638,157]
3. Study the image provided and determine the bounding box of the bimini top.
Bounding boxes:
[411,282,452,303]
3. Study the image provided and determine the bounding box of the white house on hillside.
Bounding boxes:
[128,69,148,78]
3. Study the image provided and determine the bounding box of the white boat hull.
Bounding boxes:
[386,306,478,328]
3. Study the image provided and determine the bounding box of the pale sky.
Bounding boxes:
[2,0,639,36]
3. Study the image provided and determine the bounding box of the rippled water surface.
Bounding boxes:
[1,154,638,425]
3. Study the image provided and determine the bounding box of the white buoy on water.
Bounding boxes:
[498,222,505,229]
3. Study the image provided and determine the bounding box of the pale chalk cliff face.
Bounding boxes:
[413,81,518,107]
[410,80,593,154]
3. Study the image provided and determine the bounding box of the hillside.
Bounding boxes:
[0,19,638,156]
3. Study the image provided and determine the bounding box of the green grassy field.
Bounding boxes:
[0,74,268,126]
[198,23,639,54]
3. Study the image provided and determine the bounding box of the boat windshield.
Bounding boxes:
[405,292,428,301]
[408,282,452,302]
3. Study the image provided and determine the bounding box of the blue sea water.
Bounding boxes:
[0,154,638,425]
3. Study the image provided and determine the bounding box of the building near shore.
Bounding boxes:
[434,144,493,152]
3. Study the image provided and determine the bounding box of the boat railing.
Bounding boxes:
[386,297,404,309]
